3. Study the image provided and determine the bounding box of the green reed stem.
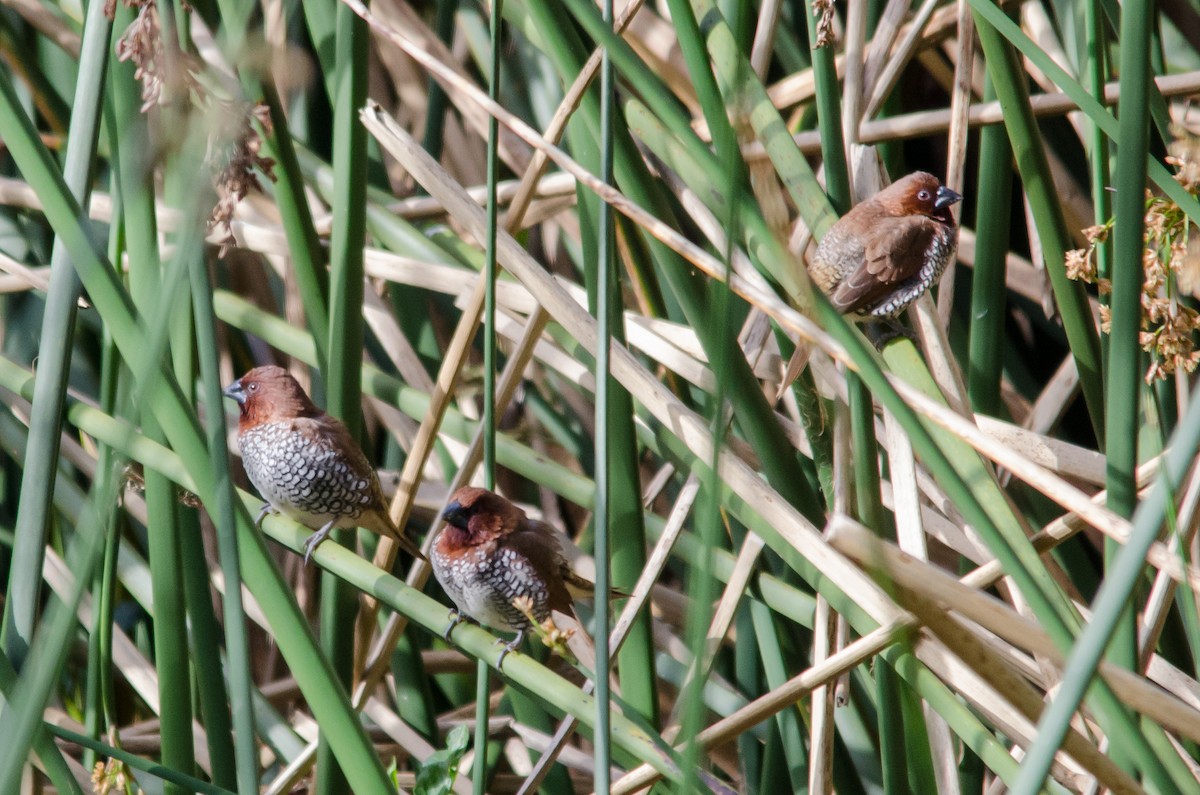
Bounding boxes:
[0,0,109,672]
[593,0,615,787]
[476,1,504,791]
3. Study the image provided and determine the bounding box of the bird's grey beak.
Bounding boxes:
[223,380,246,405]
[934,185,963,210]
[442,501,468,530]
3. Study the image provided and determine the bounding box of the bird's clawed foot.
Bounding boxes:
[255,503,275,529]
[301,521,336,566]
[442,610,470,642]
[495,629,526,668]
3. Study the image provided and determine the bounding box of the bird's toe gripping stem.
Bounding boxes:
[443,610,470,642]
[301,521,337,566]
[495,629,527,669]
[254,503,275,529]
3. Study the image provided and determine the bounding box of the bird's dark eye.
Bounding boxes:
[917,189,932,202]
[248,383,258,392]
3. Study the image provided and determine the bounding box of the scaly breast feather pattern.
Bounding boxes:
[868,231,956,318]
[239,421,373,526]
[432,543,551,633]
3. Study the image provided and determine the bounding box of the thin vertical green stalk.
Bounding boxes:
[145,458,195,795]
[664,0,739,180]
[593,0,615,786]
[178,507,238,789]
[323,0,369,490]
[89,223,124,770]
[1013,390,1200,793]
[476,2,504,791]
[971,9,1106,446]
[679,291,731,794]
[1085,0,1112,293]
[482,3,502,534]
[1015,0,1151,789]
[0,65,393,792]
[111,7,195,784]
[967,78,1013,416]
[213,0,330,367]
[537,0,826,526]
[524,0,659,721]
[0,646,82,795]
[1101,0,1152,683]
[259,81,331,371]
[0,410,89,795]
[875,661,906,795]
[849,374,885,532]
[318,5,369,794]
[192,249,259,793]
[681,40,742,791]
[467,660,490,788]
[802,0,850,212]
[83,480,111,776]
[749,603,807,794]
[733,606,762,793]
[857,368,895,790]
[0,0,109,671]
[814,297,1176,789]
[0,462,119,792]
[421,0,460,161]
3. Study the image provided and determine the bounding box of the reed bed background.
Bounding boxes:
[2,0,1200,792]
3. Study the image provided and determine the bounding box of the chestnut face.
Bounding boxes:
[883,173,962,224]
[809,171,962,318]
[224,366,319,424]
[442,487,521,542]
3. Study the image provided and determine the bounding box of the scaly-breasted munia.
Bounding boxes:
[808,171,962,318]
[223,365,424,565]
[432,486,598,666]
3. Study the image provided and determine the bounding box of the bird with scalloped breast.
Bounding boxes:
[432,486,603,668]
[223,365,425,565]
[809,171,962,319]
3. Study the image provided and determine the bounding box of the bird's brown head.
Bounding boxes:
[440,487,525,547]
[875,172,962,225]
[223,366,321,430]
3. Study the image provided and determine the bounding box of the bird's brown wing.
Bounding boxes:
[504,523,616,687]
[503,521,577,615]
[828,217,936,314]
[290,414,375,473]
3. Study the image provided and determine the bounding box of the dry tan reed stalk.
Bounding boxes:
[829,520,1200,743]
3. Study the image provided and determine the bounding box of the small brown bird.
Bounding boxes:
[223,365,425,565]
[808,171,962,318]
[432,486,599,666]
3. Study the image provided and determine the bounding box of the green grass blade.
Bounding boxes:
[317,5,371,793]
[0,0,109,672]
[192,252,260,792]
[970,10,1106,444]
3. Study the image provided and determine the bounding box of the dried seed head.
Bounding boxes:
[813,0,837,47]
[207,101,277,252]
